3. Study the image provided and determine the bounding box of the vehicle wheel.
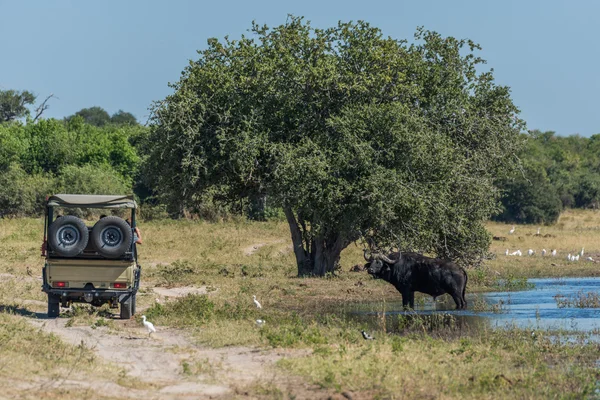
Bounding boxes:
[120,296,133,320]
[48,216,89,257]
[91,217,133,259]
[47,294,60,318]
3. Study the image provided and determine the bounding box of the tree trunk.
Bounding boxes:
[284,207,346,277]
[248,193,267,221]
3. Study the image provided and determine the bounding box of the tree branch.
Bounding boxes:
[33,94,56,122]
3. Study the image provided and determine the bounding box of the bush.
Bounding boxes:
[58,164,131,195]
[0,163,55,217]
[574,174,600,209]
[494,166,562,224]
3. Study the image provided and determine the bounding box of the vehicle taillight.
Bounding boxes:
[53,281,67,288]
[112,282,127,289]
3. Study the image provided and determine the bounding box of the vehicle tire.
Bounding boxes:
[47,294,60,318]
[90,217,133,259]
[48,216,89,257]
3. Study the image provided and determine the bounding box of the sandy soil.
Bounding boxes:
[25,315,326,399]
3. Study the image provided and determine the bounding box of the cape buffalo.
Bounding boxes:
[364,250,468,310]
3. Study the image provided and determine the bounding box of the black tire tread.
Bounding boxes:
[91,216,133,259]
[48,216,89,258]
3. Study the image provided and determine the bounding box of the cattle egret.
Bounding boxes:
[551,249,557,257]
[509,250,519,256]
[586,256,594,262]
[541,249,547,256]
[509,226,516,235]
[516,250,522,256]
[361,330,375,340]
[574,254,580,262]
[141,315,156,337]
[253,295,262,309]
[567,254,572,261]
[580,247,585,257]
[527,249,535,256]
[256,319,265,327]
[505,249,509,256]
[537,227,541,235]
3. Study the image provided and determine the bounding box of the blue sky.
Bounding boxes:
[1,0,598,136]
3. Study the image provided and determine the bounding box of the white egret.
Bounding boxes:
[527,249,535,256]
[580,247,585,257]
[574,254,580,262]
[253,295,262,309]
[505,249,509,256]
[567,254,572,261]
[141,315,156,337]
[509,250,519,256]
[517,250,522,256]
[537,227,541,235]
[587,257,594,262]
[361,330,375,340]
[551,249,557,257]
[541,249,547,256]
[256,319,265,327]
[509,226,516,235]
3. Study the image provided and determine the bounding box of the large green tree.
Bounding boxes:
[145,17,525,276]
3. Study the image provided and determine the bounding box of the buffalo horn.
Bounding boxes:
[363,249,373,262]
[380,253,398,264]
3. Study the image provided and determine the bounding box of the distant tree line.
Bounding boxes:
[495,130,600,225]
[0,89,148,217]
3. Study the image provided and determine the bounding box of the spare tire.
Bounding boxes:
[91,216,132,259]
[48,215,89,257]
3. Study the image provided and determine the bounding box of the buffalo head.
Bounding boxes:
[364,251,399,279]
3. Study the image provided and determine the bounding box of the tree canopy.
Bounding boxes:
[0,89,36,122]
[71,106,111,127]
[111,110,138,125]
[139,18,525,275]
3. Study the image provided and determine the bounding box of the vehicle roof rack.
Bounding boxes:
[46,194,137,209]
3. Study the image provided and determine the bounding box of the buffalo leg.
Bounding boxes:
[408,292,415,309]
[451,293,463,310]
[401,293,410,309]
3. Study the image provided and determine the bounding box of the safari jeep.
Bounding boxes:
[42,194,141,319]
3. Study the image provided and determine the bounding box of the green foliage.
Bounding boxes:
[58,164,131,195]
[495,164,562,224]
[495,130,600,222]
[0,89,36,122]
[0,163,55,217]
[110,110,138,125]
[71,106,111,127]
[145,17,525,273]
[0,118,146,216]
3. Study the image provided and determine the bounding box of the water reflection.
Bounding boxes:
[348,277,600,333]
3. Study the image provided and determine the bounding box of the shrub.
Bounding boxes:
[0,163,55,217]
[494,166,562,224]
[58,164,131,195]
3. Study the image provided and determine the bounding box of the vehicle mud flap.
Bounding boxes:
[47,294,60,318]
[119,293,135,319]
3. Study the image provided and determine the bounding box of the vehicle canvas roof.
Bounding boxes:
[46,194,137,209]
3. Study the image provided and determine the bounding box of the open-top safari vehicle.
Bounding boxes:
[41,194,141,319]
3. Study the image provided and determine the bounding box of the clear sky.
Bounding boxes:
[1,0,598,136]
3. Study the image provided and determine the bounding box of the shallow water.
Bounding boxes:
[349,277,600,333]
